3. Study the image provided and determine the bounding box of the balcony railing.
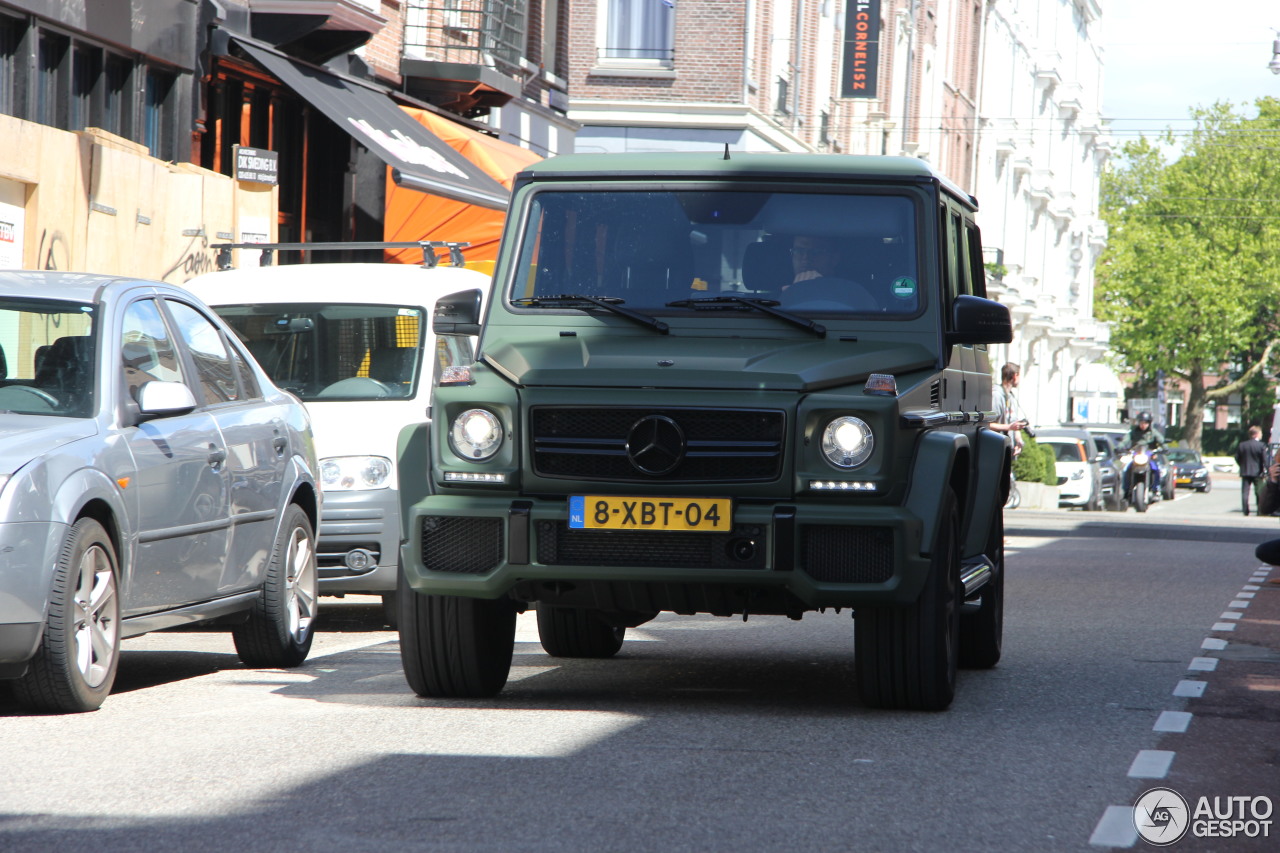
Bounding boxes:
[402,0,528,78]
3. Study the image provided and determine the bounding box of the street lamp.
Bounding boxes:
[1270,30,1280,74]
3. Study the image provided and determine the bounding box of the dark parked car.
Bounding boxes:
[0,272,321,712]
[1167,448,1212,492]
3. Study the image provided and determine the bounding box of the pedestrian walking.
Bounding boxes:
[1234,425,1269,516]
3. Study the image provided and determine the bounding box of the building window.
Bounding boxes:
[775,76,790,116]
[0,14,28,119]
[599,0,675,66]
[36,32,69,129]
[70,45,101,132]
[144,67,175,160]
[102,55,132,139]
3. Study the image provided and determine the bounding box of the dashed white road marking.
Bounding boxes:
[1237,592,1256,600]
[1128,750,1176,779]
[1188,656,1219,672]
[1220,611,1242,620]
[1090,805,1138,847]
[1201,637,1228,650]
[1154,710,1193,733]
[1173,680,1207,698]
[1226,599,1249,609]
[1212,622,1237,632]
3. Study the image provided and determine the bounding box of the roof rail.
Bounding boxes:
[211,241,470,271]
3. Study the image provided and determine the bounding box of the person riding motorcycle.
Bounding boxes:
[1125,412,1165,496]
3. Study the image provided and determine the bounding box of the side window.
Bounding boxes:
[165,300,239,405]
[965,221,987,298]
[121,298,184,403]
[941,206,960,310]
[227,340,263,399]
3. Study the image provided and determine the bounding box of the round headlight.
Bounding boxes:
[821,416,874,468]
[451,408,503,460]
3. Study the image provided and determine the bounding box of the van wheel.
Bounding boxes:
[855,489,960,710]
[233,505,318,668]
[13,519,120,713]
[959,508,1004,669]
[536,604,626,658]
[398,571,516,698]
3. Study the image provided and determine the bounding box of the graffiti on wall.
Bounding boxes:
[162,231,219,283]
[37,229,70,271]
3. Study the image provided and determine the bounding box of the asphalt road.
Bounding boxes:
[1,474,1277,852]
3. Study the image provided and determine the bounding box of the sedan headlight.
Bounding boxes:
[320,456,392,491]
[820,416,874,468]
[450,408,504,461]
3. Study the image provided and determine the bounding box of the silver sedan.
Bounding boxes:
[0,271,321,712]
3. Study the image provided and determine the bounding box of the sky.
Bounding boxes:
[1102,0,1279,146]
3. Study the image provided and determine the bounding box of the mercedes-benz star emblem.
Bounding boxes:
[626,415,685,476]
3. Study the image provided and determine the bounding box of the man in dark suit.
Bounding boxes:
[1235,425,1269,516]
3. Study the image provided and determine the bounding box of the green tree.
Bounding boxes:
[1097,98,1280,451]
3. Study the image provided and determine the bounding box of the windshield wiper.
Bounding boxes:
[512,294,669,335]
[665,296,826,338]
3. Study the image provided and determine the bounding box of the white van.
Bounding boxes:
[184,257,489,621]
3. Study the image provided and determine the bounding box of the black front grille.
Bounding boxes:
[421,516,503,574]
[530,406,784,483]
[537,521,766,569]
[800,525,894,583]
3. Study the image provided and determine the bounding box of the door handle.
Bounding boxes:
[208,446,227,468]
[272,435,288,455]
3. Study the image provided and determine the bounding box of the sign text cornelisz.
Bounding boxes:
[841,0,881,99]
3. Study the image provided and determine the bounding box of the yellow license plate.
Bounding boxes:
[568,496,731,531]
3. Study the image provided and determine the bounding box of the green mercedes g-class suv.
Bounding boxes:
[396,153,1013,710]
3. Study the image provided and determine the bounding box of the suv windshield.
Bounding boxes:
[0,298,96,417]
[511,189,921,317]
[215,302,459,402]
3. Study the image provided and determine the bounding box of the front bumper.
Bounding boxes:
[316,489,400,593]
[402,494,931,610]
[0,520,65,671]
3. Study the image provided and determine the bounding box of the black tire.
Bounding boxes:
[1132,482,1148,513]
[959,507,1004,669]
[233,504,318,668]
[536,604,626,658]
[398,571,516,698]
[855,489,960,710]
[13,518,120,713]
[1198,478,1212,494]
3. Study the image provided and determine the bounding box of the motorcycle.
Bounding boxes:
[1120,442,1167,512]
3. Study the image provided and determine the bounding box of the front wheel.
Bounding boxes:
[536,604,626,658]
[233,505,318,668]
[13,518,120,713]
[855,489,960,710]
[398,570,516,698]
[1131,482,1148,513]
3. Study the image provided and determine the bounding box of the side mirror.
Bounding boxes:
[433,288,483,337]
[948,295,1013,346]
[136,380,198,418]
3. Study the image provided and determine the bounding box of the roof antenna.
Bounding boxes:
[723,143,730,160]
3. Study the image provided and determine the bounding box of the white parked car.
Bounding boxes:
[184,256,489,622]
[0,271,320,712]
[1037,434,1102,511]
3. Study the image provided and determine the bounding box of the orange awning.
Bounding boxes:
[384,107,542,269]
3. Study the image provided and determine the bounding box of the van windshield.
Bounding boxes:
[213,302,456,402]
[510,189,921,317]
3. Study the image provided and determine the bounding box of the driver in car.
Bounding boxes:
[783,235,878,311]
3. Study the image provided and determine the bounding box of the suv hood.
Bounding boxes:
[0,417,97,476]
[482,334,937,392]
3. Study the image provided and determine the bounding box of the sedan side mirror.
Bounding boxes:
[136,380,198,418]
[433,288,483,337]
